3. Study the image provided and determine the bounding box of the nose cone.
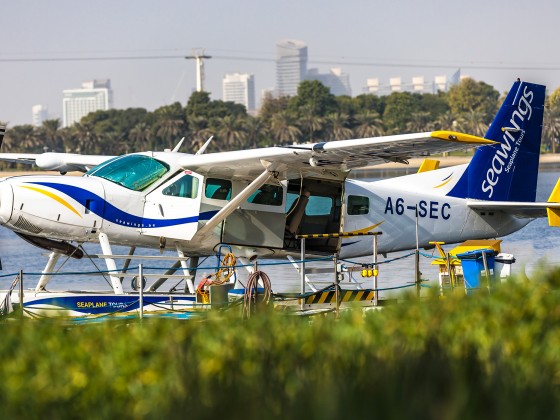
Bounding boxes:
[0,180,13,224]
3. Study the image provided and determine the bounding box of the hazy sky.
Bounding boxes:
[3,0,560,127]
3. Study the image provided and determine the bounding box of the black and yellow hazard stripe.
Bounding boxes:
[297,232,381,239]
[304,289,375,304]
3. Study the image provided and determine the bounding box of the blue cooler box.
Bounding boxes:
[456,249,496,291]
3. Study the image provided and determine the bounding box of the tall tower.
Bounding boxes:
[186,48,212,92]
[222,73,255,111]
[32,104,49,127]
[276,39,307,97]
[62,79,113,127]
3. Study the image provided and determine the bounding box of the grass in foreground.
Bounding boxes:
[2,269,560,419]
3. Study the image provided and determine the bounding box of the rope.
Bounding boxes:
[243,270,272,319]
[196,252,237,302]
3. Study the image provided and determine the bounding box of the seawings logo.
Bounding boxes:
[481,86,534,198]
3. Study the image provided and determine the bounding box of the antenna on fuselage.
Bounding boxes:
[195,136,214,155]
[171,137,186,152]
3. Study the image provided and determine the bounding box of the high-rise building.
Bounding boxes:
[222,73,255,111]
[31,104,49,127]
[364,71,462,95]
[307,68,352,96]
[62,79,113,127]
[276,39,307,97]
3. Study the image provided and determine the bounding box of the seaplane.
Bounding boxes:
[0,80,558,316]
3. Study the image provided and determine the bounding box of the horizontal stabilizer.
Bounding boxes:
[467,200,560,219]
[547,178,560,227]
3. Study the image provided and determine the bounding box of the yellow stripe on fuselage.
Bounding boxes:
[21,185,82,218]
[433,177,453,189]
[346,221,384,235]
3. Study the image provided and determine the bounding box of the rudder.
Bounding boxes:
[447,80,545,202]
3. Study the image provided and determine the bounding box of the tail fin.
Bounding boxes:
[447,80,545,201]
[0,126,4,148]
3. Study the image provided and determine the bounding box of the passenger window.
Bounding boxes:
[162,175,199,199]
[247,184,283,206]
[205,178,232,200]
[348,195,369,215]
[305,196,333,216]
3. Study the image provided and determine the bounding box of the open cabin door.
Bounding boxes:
[283,178,344,254]
[222,182,286,249]
[142,170,204,241]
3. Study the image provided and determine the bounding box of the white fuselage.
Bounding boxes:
[0,161,529,260]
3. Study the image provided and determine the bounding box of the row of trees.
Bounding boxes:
[3,78,560,156]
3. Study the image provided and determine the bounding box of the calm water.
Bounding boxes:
[1,170,560,297]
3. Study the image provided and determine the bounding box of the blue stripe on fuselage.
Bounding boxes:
[28,182,215,228]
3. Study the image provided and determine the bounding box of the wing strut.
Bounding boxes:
[191,164,279,241]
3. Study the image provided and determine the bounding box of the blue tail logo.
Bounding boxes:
[447,80,545,202]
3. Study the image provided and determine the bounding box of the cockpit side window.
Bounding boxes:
[205,178,232,201]
[163,175,199,199]
[87,155,169,191]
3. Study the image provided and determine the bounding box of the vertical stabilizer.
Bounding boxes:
[447,80,545,202]
[0,126,5,148]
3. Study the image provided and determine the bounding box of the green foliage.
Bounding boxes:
[383,92,419,132]
[448,78,500,124]
[2,274,560,418]
[288,80,338,117]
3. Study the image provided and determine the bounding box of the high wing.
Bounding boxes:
[0,152,114,173]
[179,130,495,180]
[187,130,496,242]
[0,130,491,176]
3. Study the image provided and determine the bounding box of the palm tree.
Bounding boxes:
[543,107,560,153]
[101,131,128,155]
[156,117,184,150]
[216,115,247,150]
[72,122,98,154]
[461,109,488,137]
[270,111,301,145]
[434,111,463,131]
[243,116,268,148]
[353,111,384,138]
[59,127,76,153]
[7,124,38,152]
[40,119,61,151]
[187,115,214,153]
[406,112,433,133]
[298,105,323,143]
[129,122,153,151]
[324,113,353,140]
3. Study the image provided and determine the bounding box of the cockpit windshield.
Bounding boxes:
[86,155,170,191]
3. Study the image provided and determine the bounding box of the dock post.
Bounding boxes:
[481,251,491,294]
[19,270,23,318]
[334,255,340,316]
[138,264,144,321]
[300,237,306,310]
[414,206,421,298]
[446,253,454,293]
[373,234,378,307]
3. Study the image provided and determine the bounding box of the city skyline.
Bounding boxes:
[2,0,560,127]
